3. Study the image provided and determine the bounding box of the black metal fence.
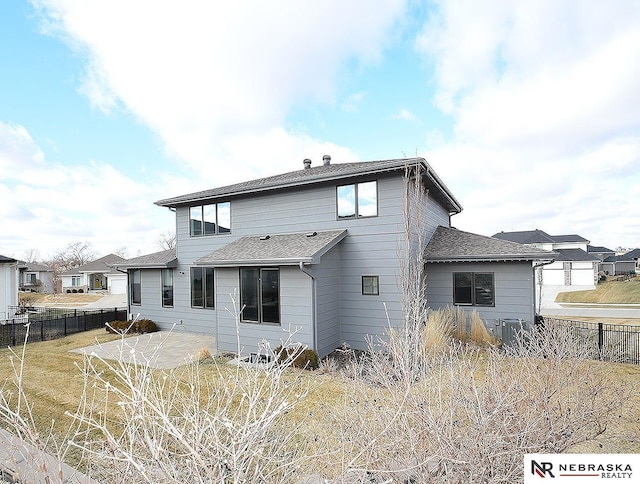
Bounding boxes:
[543,317,640,365]
[0,307,127,347]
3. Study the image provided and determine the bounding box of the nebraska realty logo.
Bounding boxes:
[525,454,639,483]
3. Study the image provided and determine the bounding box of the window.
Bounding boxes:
[337,181,377,219]
[453,272,494,306]
[191,267,215,308]
[240,268,280,324]
[162,269,174,307]
[26,273,36,284]
[189,202,231,236]
[71,276,81,287]
[362,275,379,295]
[130,270,141,305]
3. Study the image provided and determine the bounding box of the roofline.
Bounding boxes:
[111,259,178,270]
[194,257,314,267]
[426,255,557,263]
[154,158,463,213]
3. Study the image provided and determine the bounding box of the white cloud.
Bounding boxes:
[417,0,640,249]
[0,122,174,259]
[33,0,406,179]
[342,91,368,112]
[391,108,416,121]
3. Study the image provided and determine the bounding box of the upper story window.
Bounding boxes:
[453,272,494,307]
[337,181,377,219]
[189,202,231,236]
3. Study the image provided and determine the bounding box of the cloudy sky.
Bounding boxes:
[1,0,639,261]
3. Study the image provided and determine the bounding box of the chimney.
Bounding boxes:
[303,158,312,169]
[322,154,331,166]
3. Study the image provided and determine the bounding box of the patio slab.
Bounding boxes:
[70,330,217,369]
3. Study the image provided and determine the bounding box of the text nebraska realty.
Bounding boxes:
[558,463,632,479]
[532,460,633,479]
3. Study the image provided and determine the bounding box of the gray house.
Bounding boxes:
[59,254,128,294]
[118,157,553,358]
[18,261,55,293]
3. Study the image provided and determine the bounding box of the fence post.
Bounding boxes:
[11,321,15,347]
[41,319,44,342]
[84,310,87,332]
[598,322,603,356]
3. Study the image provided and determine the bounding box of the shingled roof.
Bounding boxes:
[493,230,589,245]
[60,254,126,275]
[195,230,347,266]
[0,255,17,263]
[113,249,177,269]
[155,157,462,214]
[426,226,556,262]
[553,248,600,262]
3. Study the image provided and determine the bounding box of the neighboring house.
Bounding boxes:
[59,254,127,294]
[17,261,55,293]
[587,245,615,262]
[602,248,640,276]
[0,255,19,321]
[117,157,554,358]
[493,230,599,288]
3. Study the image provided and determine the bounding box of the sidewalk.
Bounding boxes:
[0,428,97,483]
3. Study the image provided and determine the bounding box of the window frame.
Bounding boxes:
[361,275,380,296]
[130,269,141,305]
[453,272,495,307]
[336,180,378,219]
[240,267,281,325]
[190,267,215,309]
[161,268,174,308]
[189,202,231,236]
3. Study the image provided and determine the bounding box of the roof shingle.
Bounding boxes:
[195,230,347,266]
[426,226,555,262]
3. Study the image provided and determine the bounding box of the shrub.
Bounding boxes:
[135,319,158,334]
[106,319,158,334]
[275,345,319,370]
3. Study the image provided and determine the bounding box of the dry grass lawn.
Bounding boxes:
[556,279,640,304]
[0,328,638,479]
[19,292,104,305]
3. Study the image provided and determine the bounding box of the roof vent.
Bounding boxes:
[322,154,331,166]
[305,231,318,237]
[259,235,270,241]
[303,158,312,169]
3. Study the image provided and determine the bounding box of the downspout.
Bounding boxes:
[532,259,555,321]
[298,262,317,353]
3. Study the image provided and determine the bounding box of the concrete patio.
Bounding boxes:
[70,330,218,369]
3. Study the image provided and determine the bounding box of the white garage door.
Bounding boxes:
[109,277,128,295]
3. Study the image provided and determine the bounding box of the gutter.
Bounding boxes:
[298,262,318,354]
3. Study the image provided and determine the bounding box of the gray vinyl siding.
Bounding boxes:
[313,244,342,358]
[130,267,217,335]
[145,170,455,355]
[215,266,313,356]
[426,261,536,327]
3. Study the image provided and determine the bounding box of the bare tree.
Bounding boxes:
[157,230,176,251]
[22,249,41,263]
[47,242,96,274]
[113,247,128,259]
